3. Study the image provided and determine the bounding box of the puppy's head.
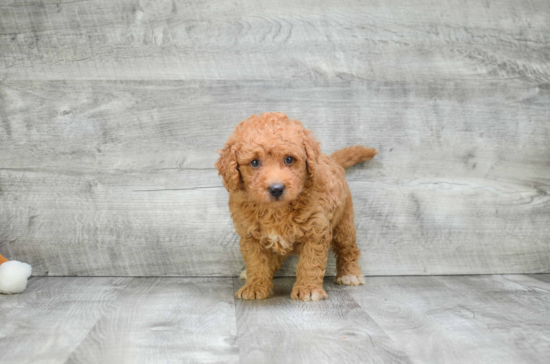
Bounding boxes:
[216,112,320,205]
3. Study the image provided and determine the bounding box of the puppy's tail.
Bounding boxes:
[330,146,378,169]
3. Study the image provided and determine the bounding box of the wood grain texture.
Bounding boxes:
[2,275,550,363]
[233,277,412,364]
[348,275,550,364]
[0,0,549,82]
[1,0,550,276]
[434,274,550,362]
[1,79,549,276]
[0,277,131,364]
[66,278,239,364]
[528,273,550,284]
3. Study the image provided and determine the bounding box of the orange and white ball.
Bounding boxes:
[0,254,32,294]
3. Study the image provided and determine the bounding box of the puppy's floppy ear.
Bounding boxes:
[303,129,321,178]
[215,143,241,192]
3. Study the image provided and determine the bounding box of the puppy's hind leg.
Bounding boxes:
[332,200,365,286]
[270,254,286,276]
[240,254,285,280]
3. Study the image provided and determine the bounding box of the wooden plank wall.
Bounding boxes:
[0,0,549,276]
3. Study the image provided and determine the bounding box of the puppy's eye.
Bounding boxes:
[250,159,261,168]
[284,156,294,165]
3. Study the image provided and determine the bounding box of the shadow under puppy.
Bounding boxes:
[216,112,377,301]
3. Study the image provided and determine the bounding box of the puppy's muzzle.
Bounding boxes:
[268,184,285,199]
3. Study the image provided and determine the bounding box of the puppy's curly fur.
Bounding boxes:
[216,112,377,301]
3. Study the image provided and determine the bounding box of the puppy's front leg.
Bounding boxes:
[291,229,331,301]
[235,236,274,300]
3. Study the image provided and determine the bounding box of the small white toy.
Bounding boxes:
[0,253,32,294]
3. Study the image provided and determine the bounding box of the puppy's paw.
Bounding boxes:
[335,275,365,286]
[290,286,328,301]
[239,269,247,280]
[235,283,270,300]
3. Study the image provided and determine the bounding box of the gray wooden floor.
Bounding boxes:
[1,275,549,364]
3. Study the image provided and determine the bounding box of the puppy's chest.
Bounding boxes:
[258,228,301,255]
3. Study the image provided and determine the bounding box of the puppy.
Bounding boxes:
[216,112,377,301]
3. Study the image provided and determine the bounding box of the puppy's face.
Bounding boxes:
[237,141,307,204]
[216,113,320,205]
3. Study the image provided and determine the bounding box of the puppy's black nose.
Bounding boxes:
[268,184,285,199]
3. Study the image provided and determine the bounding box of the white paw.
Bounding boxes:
[239,269,247,280]
[335,275,365,286]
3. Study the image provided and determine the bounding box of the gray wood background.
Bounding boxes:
[0,0,549,276]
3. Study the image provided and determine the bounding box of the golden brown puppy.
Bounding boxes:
[216,112,377,301]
